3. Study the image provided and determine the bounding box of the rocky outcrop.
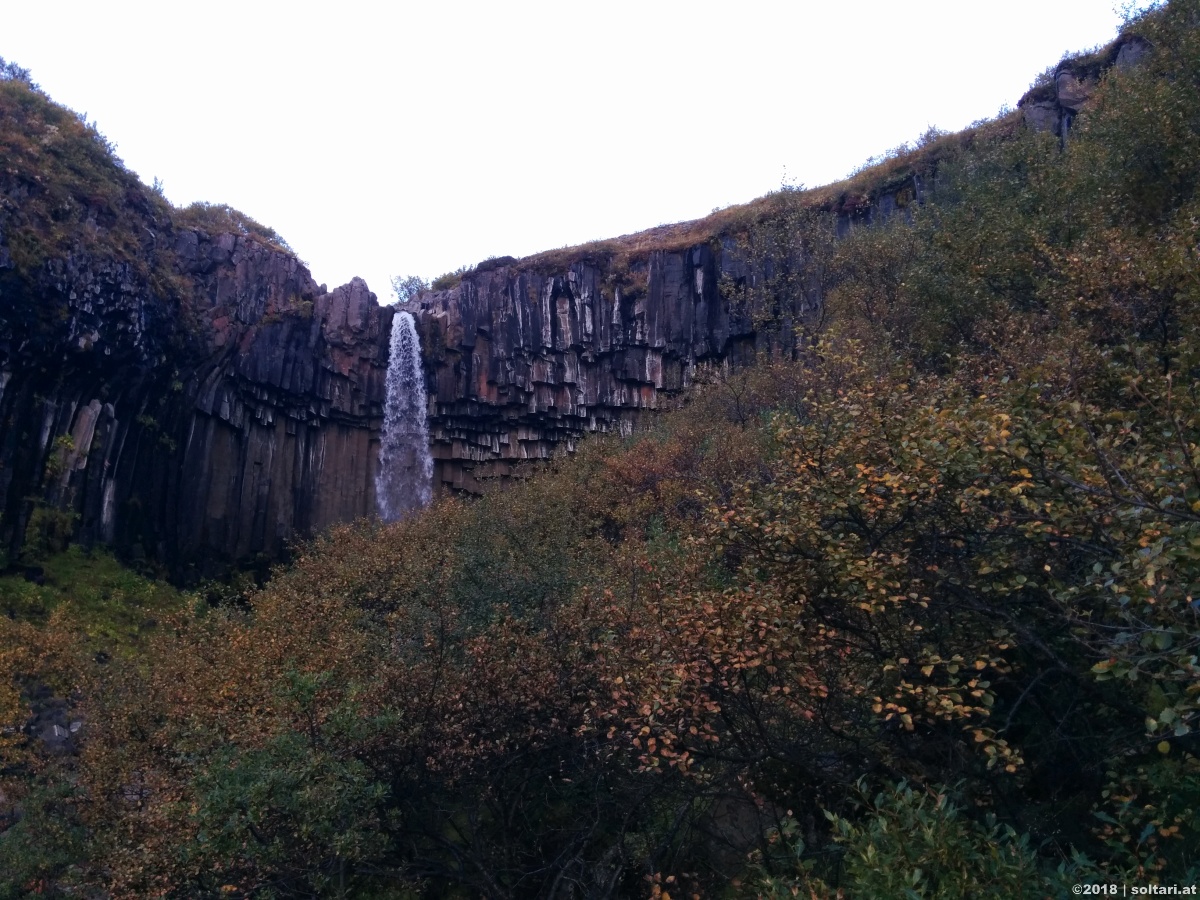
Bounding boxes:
[170,234,391,567]
[405,241,817,492]
[1019,33,1152,137]
[407,28,1156,495]
[0,216,391,577]
[0,72,397,575]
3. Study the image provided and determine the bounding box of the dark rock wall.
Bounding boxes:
[0,218,391,576]
[406,239,817,492]
[1018,34,1152,138]
[170,266,391,569]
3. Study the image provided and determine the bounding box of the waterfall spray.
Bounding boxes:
[375,310,433,521]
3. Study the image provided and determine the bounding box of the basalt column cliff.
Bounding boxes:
[0,70,404,574]
[0,222,392,574]
[403,242,817,493]
[165,249,393,567]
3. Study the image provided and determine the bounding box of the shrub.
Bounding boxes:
[757,781,1061,899]
[389,274,427,303]
[174,202,294,253]
[23,505,77,561]
[430,265,470,291]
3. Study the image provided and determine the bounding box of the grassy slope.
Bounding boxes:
[0,69,295,312]
[0,548,185,651]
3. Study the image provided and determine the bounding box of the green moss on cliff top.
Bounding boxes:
[0,73,169,273]
[0,64,294,279]
[174,201,295,256]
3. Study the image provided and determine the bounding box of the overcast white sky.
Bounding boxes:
[5,1,1152,300]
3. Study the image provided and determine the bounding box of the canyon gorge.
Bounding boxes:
[0,31,1147,575]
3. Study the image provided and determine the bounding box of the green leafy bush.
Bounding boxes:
[757,781,1057,899]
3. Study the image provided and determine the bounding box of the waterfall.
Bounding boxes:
[375,310,433,521]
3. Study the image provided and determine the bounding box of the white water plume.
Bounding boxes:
[375,310,433,521]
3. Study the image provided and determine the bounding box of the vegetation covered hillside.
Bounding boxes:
[4,0,1200,896]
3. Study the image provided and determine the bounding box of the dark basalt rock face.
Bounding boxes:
[168,241,392,571]
[0,213,391,577]
[0,73,399,576]
[404,241,819,493]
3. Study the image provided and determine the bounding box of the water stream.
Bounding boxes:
[375,310,433,521]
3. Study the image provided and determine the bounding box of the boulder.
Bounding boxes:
[1055,71,1095,111]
